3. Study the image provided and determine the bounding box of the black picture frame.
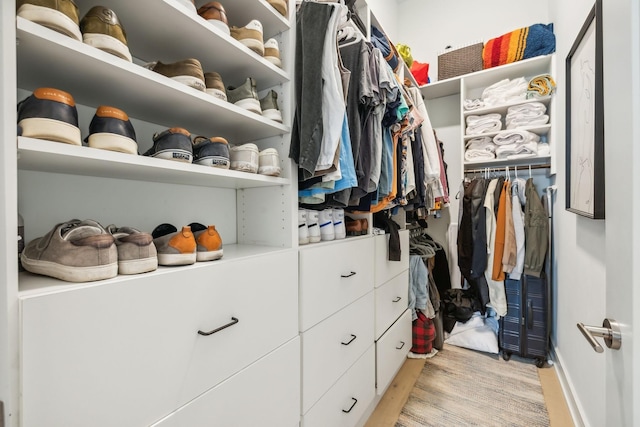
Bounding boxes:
[565,0,605,219]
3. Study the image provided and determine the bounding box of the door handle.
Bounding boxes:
[577,318,622,353]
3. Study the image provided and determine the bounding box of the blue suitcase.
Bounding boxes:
[500,274,550,368]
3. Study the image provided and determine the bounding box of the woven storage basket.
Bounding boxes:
[437,42,484,80]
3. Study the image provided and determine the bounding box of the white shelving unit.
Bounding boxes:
[2,0,299,426]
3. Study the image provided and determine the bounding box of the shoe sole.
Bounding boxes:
[205,88,228,102]
[206,19,230,36]
[238,38,264,56]
[171,75,206,92]
[264,55,282,68]
[234,98,261,115]
[157,252,197,266]
[83,33,133,62]
[150,149,193,163]
[17,4,82,41]
[196,249,223,262]
[21,256,118,282]
[308,234,321,243]
[88,133,138,154]
[19,117,81,146]
[230,161,258,173]
[261,108,283,123]
[194,156,230,168]
[118,257,158,275]
[258,165,281,176]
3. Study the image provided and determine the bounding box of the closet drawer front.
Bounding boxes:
[20,251,298,427]
[374,230,409,287]
[302,346,375,427]
[375,270,409,340]
[301,292,374,414]
[153,338,300,427]
[376,309,412,395]
[299,238,374,331]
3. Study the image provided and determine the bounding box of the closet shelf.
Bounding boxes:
[463,124,551,141]
[464,155,551,170]
[462,96,552,117]
[16,18,289,143]
[17,137,290,190]
[18,244,294,298]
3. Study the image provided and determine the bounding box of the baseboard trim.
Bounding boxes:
[550,341,587,427]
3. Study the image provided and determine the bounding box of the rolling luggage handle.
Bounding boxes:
[527,300,534,330]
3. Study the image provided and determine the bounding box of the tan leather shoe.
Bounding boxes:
[197,2,229,35]
[267,0,288,18]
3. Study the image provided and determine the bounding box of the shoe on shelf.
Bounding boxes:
[318,208,335,241]
[106,225,158,275]
[204,71,227,101]
[143,127,193,163]
[151,223,197,266]
[346,216,362,236]
[266,0,288,18]
[230,19,264,56]
[360,218,369,235]
[298,209,309,245]
[226,77,261,114]
[306,209,321,243]
[145,58,206,92]
[17,87,81,146]
[85,105,137,154]
[17,0,82,41]
[79,6,132,62]
[197,1,229,35]
[263,38,282,68]
[259,90,283,123]
[229,143,259,173]
[192,135,230,168]
[188,222,223,261]
[258,148,281,176]
[174,0,197,15]
[333,208,346,240]
[21,219,118,282]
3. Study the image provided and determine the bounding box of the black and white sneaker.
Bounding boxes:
[143,127,193,163]
[192,135,230,168]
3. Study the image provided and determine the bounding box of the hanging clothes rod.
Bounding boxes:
[463,163,551,174]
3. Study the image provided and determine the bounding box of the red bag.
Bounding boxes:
[411,311,436,354]
[410,61,430,86]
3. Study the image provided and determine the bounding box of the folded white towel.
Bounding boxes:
[507,102,547,115]
[464,98,485,111]
[506,114,549,129]
[482,77,528,106]
[493,129,540,145]
[465,136,497,161]
[537,142,551,156]
[465,113,502,135]
[495,140,538,159]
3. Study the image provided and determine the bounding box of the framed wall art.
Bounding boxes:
[565,0,605,219]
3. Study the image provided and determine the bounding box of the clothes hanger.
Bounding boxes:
[338,20,364,47]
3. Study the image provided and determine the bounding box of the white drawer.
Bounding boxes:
[301,292,374,414]
[374,230,409,287]
[302,345,375,427]
[375,309,412,395]
[375,270,409,340]
[20,251,298,427]
[299,238,374,331]
[153,337,300,427]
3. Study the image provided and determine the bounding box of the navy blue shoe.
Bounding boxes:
[17,87,81,145]
[143,127,193,163]
[85,105,138,154]
[192,135,230,168]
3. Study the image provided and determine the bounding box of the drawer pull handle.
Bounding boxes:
[392,296,402,303]
[198,317,239,336]
[341,271,357,278]
[342,397,358,413]
[341,334,357,345]
[396,341,406,350]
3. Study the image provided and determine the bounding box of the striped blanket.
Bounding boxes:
[483,23,556,69]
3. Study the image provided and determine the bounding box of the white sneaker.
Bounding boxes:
[264,38,282,68]
[319,209,335,241]
[299,209,309,245]
[258,148,281,176]
[306,209,321,243]
[230,143,259,173]
[333,208,346,240]
[230,19,264,56]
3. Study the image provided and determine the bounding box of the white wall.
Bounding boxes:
[390,1,610,426]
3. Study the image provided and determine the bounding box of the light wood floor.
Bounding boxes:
[364,354,574,427]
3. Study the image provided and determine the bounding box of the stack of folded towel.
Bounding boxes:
[505,102,549,129]
[464,136,497,161]
[481,77,528,106]
[466,113,502,135]
[493,129,540,159]
[463,98,485,111]
[526,73,557,99]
